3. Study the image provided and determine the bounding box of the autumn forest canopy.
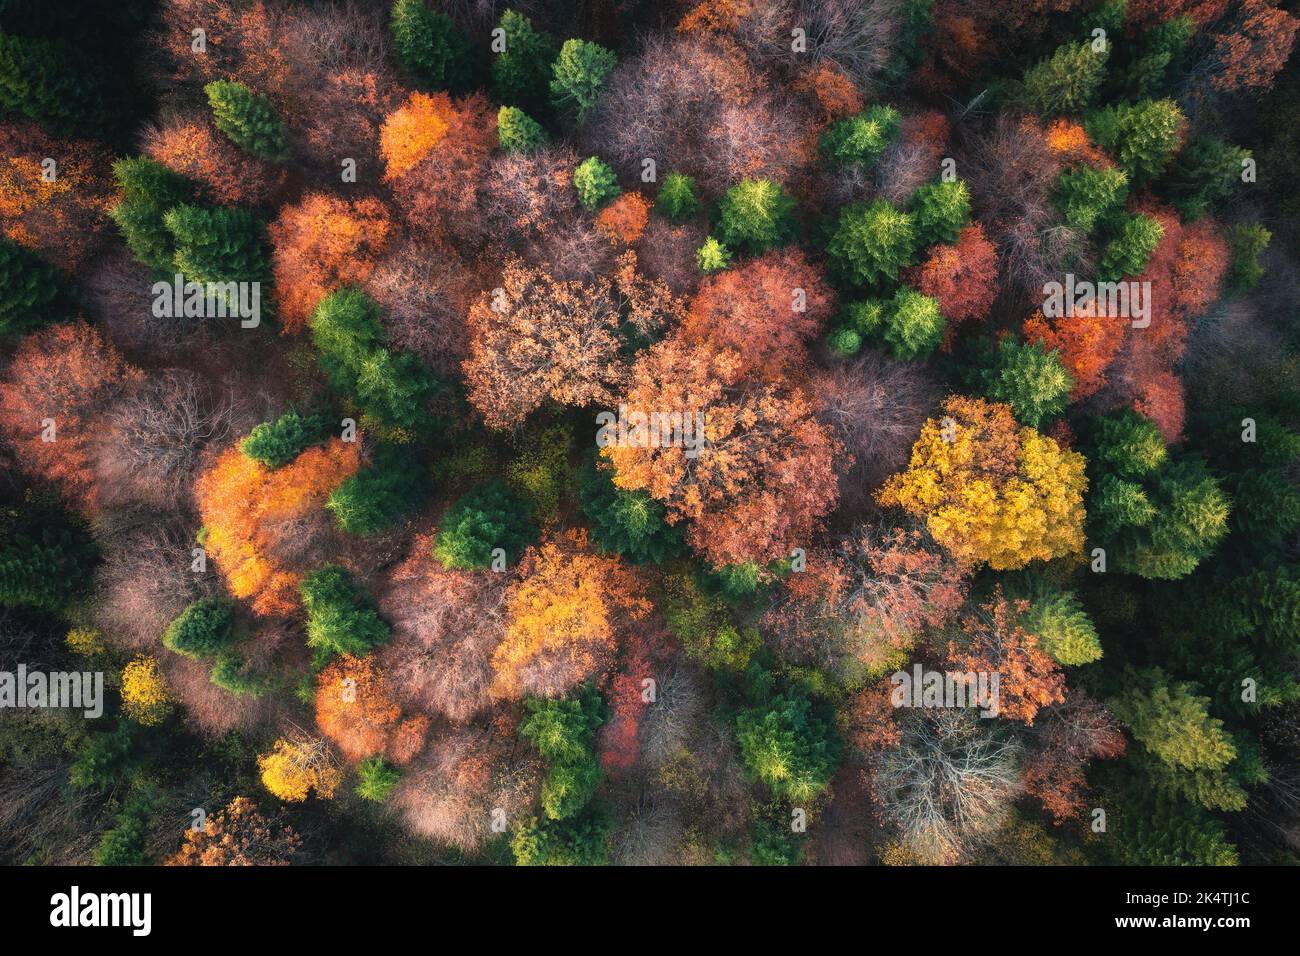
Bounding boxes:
[1,0,1299,870]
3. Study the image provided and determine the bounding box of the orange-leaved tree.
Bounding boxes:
[166,795,301,865]
[1022,302,1126,401]
[0,121,114,272]
[680,247,835,376]
[380,90,496,247]
[314,654,429,764]
[0,322,141,510]
[602,333,842,567]
[143,118,285,207]
[595,192,652,245]
[904,224,999,343]
[463,253,680,429]
[946,588,1066,725]
[268,193,393,333]
[493,529,651,699]
[195,438,361,615]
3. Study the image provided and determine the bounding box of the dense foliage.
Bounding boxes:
[1,0,1296,871]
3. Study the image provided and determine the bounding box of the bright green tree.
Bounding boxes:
[356,756,401,802]
[520,686,606,820]
[1099,213,1164,281]
[573,156,620,210]
[818,104,900,166]
[1110,668,1239,789]
[1113,461,1230,579]
[434,479,537,570]
[696,236,731,273]
[1020,41,1107,115]
[845,290,943,360]
[983,338,1074,428]
[655,172,699,220]
[826,199,917,288]
[909,179,971,247]
[109,157,196,275]
[1086,98,1184,185]
[310,288,439,433]
[1088,409,1168,478]
[579,454,685,564]
[241,410,331,469]
[301,564,390,659]
[735,667,838,804]
[715,179,796,253]
[1054,166,1128,233]
[496,105,546,153]
[550,38,616,120]
[1010,578,1102,665]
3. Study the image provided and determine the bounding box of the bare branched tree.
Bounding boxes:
[94,370,238,510]
[812,350,938,518]
[872,709,1021,864]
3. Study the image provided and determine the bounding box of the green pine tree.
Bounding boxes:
[0,31,109,135]
[550,38,616,121]
[109,157,197,275]
[328,444,427,535]
[300,564,390,659]
[826,199,917,288]
[241,410,331,468]
[1020,41,1108,115]
[0,238,69,335]
[490,11,559,115]
[716,179,796,254]
[434,479,537,570]
[1086,98,1185,185]
[818,104,900,166]
[496,105,546,153]
[655,171,699,220]
[390,0,475,92]
[163,598,236,658]
[983,338,1074,428]
[204,80,290,161]
[578,453,685,564]
[573,156,620,210]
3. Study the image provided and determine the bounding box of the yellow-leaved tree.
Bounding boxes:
[257,733,343,802]
[877,396,1087,569]
[493,529,651,699]
[120,656,172,726]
